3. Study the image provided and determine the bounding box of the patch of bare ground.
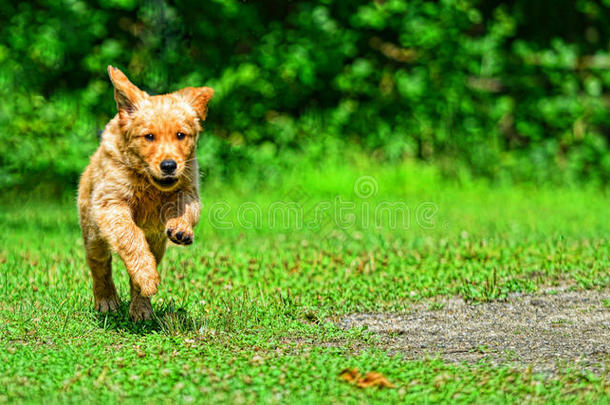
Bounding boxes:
[336,288,610,375]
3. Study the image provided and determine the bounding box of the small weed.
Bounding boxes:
[428,302,445,311]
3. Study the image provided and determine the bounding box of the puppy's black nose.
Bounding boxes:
[160,160,177,175]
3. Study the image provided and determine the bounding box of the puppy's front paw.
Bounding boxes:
[133,272,160,297]
[166,225,193,245]
[130,296,153,321]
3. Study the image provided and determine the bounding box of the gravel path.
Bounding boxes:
[337,288,610,375]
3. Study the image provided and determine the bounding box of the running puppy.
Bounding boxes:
[78,66,213,320]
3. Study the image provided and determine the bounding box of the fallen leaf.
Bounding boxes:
[339,368,361,383]
[357,371,395,388]
[339,369,394,389]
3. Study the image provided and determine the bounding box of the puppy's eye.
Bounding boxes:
[177,132,186,140]
[144,134,154,142]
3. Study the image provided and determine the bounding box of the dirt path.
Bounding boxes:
[337,288,610,375]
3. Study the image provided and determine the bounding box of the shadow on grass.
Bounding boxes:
[94,287,302,336]
[95,300,202,335]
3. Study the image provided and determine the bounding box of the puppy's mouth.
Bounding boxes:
[151,176,179,189]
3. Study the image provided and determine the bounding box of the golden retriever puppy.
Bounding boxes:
[78,66,213,320]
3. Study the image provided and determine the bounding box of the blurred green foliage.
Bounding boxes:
[1,0,610,189]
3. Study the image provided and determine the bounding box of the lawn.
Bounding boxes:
[1,158,609,403]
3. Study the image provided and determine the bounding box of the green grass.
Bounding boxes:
[1,158,609,403]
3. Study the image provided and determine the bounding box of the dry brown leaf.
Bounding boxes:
[339,369,395,389]
[339,368,361,383]
[357,371,395,388]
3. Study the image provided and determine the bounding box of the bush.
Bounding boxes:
[1,0,610,189]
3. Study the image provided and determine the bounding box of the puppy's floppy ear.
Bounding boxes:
[107,66,148,113]
[177,86,214,120]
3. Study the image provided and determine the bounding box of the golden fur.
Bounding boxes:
[78,66,213,320]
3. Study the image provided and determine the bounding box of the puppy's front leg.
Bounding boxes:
[94,202,160,297]
[165,190,201,245]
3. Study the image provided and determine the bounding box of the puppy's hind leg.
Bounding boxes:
[85,239,120,312]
